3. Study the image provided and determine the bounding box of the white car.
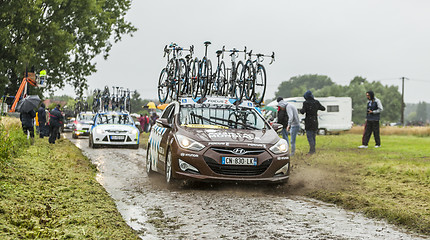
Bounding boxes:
[72,112,95,138]
[89,112,140,149]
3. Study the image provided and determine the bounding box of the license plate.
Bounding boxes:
[110,135,125,140]
[222,157,256,166]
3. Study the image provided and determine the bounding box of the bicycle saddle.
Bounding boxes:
[204,41,211,46]
[216,50,223,55]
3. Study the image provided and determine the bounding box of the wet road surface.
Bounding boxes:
[67,134,427,240]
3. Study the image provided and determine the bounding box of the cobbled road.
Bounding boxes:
[67,133,427,240]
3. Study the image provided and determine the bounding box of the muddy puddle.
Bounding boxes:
[67,133,427,240]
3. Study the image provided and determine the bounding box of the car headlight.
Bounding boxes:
[269,139,289,154]
[176,134,205,151]
[131,128,139,135]
[96,128,104,134]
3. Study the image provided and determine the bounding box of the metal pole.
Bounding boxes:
[401,77,405,125]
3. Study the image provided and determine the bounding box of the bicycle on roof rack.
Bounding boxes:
[158,43,193,103]
[192,41,212,100]
[243,50,275,104]
[219,46,246,100]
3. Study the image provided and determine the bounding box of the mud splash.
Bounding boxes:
[68,134,427,239]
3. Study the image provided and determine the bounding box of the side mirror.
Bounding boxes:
[156,118,171,128]
[271,123,283,132]
[135,121,141,126]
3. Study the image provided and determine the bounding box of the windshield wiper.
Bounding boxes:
[189,113,231,128]
[190,113,259,130]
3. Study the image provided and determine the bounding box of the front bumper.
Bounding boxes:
[93,134,139,145]
[170,144,290,183]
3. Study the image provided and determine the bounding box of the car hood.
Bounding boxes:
[177,127,279,145]
[94,124,136,132]
[78,120,94,125]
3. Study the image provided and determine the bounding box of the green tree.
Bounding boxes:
[274,75,402,124]
[275,74,334,98]
[0,0,136,97]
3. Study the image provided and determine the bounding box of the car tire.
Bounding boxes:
[89,135,93,148]
[146,146,154,177]
[165,149,174,184]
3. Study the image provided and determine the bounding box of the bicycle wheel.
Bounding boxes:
[158,68,170,103]
[233,61,244,101]
[216,61,227,96]
[254,64,267,104]
[190,58,199,98]
[200,58,211,98]
[178,59,187,96]
[168,59,179,101]
[243,60,255,101]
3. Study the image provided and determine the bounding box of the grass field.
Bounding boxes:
[0,118,139,239]
[290,130,430,234]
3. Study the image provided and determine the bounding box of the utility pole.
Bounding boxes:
[400,77,408,126]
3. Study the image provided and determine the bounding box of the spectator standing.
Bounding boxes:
[276,97,289,142]
[359,91,383,149]
[49,104,64,144]
[150,112,159,128]
[137,114,147,133]
[300,90,326,154]
[20,109,36,145]
[277,97,301,156]
[143,114,149,132]
[37,103,47,138]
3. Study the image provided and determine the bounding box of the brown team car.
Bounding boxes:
[146,97,290,184]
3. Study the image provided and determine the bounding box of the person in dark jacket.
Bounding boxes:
[37,103,47,138]
[20,109,36,144]
[49,104,64,144]
[300,90,326,154]
[358,91,383,149]
[276,97,289,141]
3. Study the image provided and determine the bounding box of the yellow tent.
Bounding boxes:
[147,102,156,109]
[157,103,169,110]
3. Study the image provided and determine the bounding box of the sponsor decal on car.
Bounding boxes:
[148,125,167,171]
[207,132,254,141]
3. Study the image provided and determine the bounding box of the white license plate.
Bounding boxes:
[110,135,125,140]
[222,157,256,166]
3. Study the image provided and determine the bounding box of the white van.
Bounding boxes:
[267,97,352,134]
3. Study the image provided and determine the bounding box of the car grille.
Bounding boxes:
[210,147,265,156]
[105,130,128,133]
[204,157,272,176]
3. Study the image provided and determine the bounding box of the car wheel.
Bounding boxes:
[165,149,174,184]
[146,146,154,177]
[89,135,93,148]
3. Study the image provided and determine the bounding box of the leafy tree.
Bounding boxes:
[275,75,402,124]
[0,0,136,98]
[275,74,334,98]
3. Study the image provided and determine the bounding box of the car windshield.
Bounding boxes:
[79,114,94,121]
[179,105,268,130]
[96,113,133,125]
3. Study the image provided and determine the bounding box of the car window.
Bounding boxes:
[179,105,268,130]
[79,114,94,121]
[161,105,174,119]
[96,113,134,125]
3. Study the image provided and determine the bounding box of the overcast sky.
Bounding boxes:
[60,0,430,103]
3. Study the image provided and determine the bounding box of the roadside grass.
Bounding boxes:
[139,131,150,149]
[291,133,430,234]
[0,118,139,239]
[349,125,430,137]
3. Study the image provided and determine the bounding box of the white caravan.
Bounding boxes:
[267,97,352,134]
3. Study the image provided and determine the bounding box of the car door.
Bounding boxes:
[149,103,177,172]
